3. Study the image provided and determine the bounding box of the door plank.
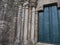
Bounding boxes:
[51,5,59,43]
[38,12,44,42]
[43,7,50,42]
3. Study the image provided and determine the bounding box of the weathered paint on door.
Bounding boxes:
[38,5,60,44]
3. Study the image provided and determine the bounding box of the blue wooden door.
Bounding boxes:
[38,5,60,43]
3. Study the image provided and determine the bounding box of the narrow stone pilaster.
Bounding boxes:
[34,11,38,45]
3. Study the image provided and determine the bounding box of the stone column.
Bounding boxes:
[14,4,22,45]
[23,2,29,45]
[31,7,36,45]
[21,4,25,45]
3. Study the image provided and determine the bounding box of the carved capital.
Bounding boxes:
[36,0,60,11]
[23,1,29,6]
[29,2,36,7]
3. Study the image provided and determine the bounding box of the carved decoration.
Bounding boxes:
[36,0,60,11]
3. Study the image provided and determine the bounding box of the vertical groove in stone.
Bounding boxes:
[28,7,32,40]
[31,7,35,45]
[24,5,29,45]
[27,6,32,45]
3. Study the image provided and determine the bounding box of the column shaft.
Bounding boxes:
[31,7,35,45]
[21,6,25,45]
[14,5,22,45]
[24,6,28,45]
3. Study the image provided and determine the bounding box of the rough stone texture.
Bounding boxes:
[0,0,19,45]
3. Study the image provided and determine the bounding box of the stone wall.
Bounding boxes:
[0,0,19,45]
[0,0,60,45]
